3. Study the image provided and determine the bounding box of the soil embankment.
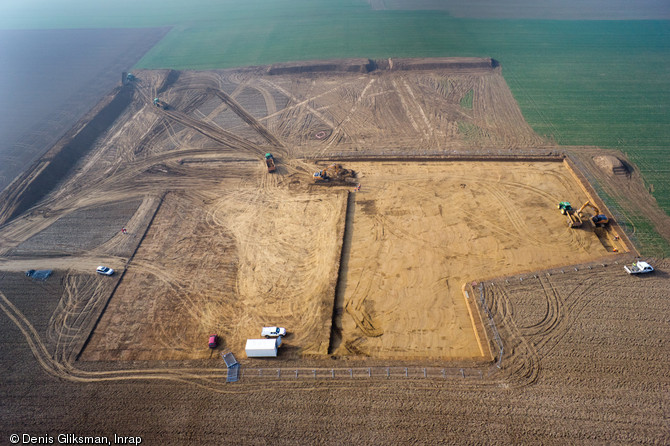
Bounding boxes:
[267,57,495,75]
[267,58,375,75]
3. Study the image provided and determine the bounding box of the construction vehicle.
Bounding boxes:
[126,73,136,82]
[557,201,582,228]
[576,201,609,227]
[153,97,168,110]
[313,164,354,183]
[265,153,276,173]
[565,210,583,228]
[557,201,573,215]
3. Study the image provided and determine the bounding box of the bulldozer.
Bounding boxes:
[313,164,355,183]
[576,201,609,227]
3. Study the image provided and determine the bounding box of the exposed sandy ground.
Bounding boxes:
[333,161,622,360]
[82,187,346,360]
[566,146,670,255]
[0,60,667,443]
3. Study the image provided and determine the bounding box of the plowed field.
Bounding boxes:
[0,59,667,444]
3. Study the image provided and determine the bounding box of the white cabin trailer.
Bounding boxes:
[245,337,282,358]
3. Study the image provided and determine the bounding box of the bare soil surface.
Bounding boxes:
[82,188,346,360]
[9,199,142,257]
[0,59,667,444]
[332,161,621,360]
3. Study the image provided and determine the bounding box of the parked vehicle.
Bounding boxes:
[624,261,654,275]
[261,326,286,338]
[96,266,114,276]
[245,337,282,357]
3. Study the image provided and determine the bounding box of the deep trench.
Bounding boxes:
[328,192,356,355]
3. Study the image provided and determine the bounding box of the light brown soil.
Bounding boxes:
[0,60,667,444]
[82,188,347,360]
[332,160,622,360]
[593,154,624,173]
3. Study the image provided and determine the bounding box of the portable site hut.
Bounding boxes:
[245,337,282,358]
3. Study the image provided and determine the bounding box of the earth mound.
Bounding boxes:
[593,155,627,175]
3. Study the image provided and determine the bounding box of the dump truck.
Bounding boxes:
[265,153,276,173]
[245,337,282,358]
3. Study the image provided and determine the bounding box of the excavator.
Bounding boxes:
[576,200,609,227]
[313,164,353,183]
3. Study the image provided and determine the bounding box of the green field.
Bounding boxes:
[2,1,669,254]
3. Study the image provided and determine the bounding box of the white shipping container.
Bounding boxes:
[245,338,282,357]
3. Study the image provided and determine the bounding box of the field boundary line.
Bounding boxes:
[462,283,485,358]
[477,283,504,368]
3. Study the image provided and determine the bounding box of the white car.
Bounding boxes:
[96,266,115,276]
[261,326,286,338]
[623,261,654,275]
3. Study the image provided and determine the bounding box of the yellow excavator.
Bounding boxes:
[576,200,609,227]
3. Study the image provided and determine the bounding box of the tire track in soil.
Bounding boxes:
[340,196,387,342]
[520,275,563,337]
[0,289,249,392]
[324,78,376,152]
[258,78,340,129]
[488,283,542,387]
[208,88,286,153]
